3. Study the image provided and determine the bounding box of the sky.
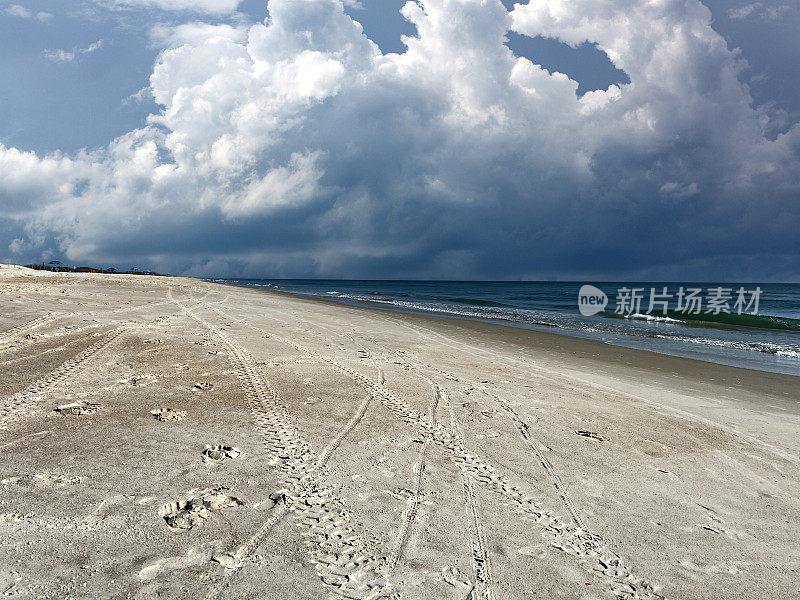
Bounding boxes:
[0,0,798,280]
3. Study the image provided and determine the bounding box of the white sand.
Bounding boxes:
[0,264,47,277]
[0,272,798,599]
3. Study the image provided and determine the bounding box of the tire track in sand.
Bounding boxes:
[386,315,799,466]
[387,377,437,572]
[436,383,494,600]
[0,314,61,343]
[245,307,590,532]
[382,343,591,533]
[176,301,392,600]
[204,304,665,600]
[0,327,127,431]
[479,388,587,531]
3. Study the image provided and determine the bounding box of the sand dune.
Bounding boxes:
[0,273,798,599]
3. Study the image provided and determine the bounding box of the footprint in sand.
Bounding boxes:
[679,559,741,576]
[151,408,186,422]
[518,545,547,559]
[201,444,241,463]
[55,401,101,416]
[193,382,214,391]
[159,488,243,531]
[138,543,222,580]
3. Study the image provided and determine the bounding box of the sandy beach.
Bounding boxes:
[0,268,798,600]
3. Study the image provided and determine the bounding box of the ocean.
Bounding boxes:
[213,279,800,376]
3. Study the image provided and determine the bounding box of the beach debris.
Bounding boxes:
[193,382,213,391]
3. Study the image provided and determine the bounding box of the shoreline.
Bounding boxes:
[217,280,800,402]
[213,279,800,377]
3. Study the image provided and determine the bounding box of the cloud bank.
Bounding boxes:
[1,0,799,279]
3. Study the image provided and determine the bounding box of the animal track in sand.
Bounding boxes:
[55,401,101,416]
[574,430,606,441]
[193,382,214,391]
[202,444,241,463]
[151,408,186,422]
[159,488,243,531]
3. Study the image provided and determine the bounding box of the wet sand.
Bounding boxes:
[1,268,798,599]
